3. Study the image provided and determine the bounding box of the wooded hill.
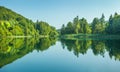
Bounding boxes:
[0,6,58,37]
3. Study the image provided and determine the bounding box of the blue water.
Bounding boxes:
[0,40,120,72]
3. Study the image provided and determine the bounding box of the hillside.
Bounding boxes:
[0,6,58,37]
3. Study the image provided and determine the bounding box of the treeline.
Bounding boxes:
[61,16,91,35]
[0,6,58,37]
[1,6,120,37]
[60,13,120,35]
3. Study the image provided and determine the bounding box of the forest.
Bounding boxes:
[0,6,58,37]
[60,13,120,35]
[0,6,120,38]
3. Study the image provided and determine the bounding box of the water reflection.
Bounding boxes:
[0,37,57,68]
[0,38,120,68]
[61,39,91,57]
[106,40,120,60]
[61,39,120,60]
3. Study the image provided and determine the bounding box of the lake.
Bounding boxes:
[0,38,120,72]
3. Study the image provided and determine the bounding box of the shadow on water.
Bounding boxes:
[0,37,120,68]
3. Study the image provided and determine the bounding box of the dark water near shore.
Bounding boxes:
[0,38,120,72]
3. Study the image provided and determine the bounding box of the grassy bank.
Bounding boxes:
[60,34,120,40]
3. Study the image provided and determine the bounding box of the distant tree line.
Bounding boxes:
[1,6,120,37]
[60,13,120,35]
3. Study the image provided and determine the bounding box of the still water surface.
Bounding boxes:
[0,38,120,72]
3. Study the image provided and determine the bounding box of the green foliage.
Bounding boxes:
[60,13,120,35]
[0,6,39,36]
[0,6,57,37]
[0,21,19,36]
[106,13,120,34]
[61,24,66,35]
[60,16,91,35]
[35,21,58,37]
[80,18,91,34]
[91,14,106,34]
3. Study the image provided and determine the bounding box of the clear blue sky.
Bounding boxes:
[0,0,120,29]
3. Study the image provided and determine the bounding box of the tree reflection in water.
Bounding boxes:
[61,39,120,60]
[0,37,57,68]
[0,38,120,68]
